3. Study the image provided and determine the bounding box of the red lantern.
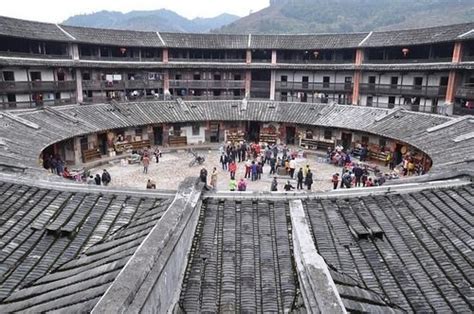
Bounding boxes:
[402,48,409,57]
[120,47,127,55]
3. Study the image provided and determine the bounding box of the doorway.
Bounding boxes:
[286,126,296,145]
[247,121,261,142]
[210,122,220,143]
[153,126,163,146]
[98,133,108,155]
[341,132,353,150]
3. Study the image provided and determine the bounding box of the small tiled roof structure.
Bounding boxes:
[160,32,249,49]
[250,33,369,50]
[0,16,71,42]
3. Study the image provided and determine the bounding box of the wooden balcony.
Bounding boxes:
[276,81,353,92]
[360,83,447,97]
[0,80,76,93]
[456,84,474,99]
[169,80,245,89]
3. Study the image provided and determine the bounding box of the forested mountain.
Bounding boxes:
[216,0,474,34]
[63,10,239,33]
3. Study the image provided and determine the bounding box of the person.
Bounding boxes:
[353,165,363,187]
[289,158,296,179]
[87,175,95,185]
[220,153,228,170]
[102,169,111,186]
[269,157,276,175]
[143,155,150,174]
[229,160,237,179]
[332,173,339,190]
[305,169,313,190]
[200,168,208,184]
[271,177,278,191]
[341,170,352,188]
[210,167,218,189]
[94,174,102,185]
[297,168,304,190]
[245,159,252,178]
[251,161,258,181]
[229,178,237,191]
[154,148,161,163]
[303,165,310,178]
[238,178,247,191]
[284,181,295,192]
[146,179,156,189]
[62,167,72,179]
[366,178,374,187]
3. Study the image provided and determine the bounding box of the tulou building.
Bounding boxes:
[0,15,472,313]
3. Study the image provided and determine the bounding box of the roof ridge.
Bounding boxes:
[55,24,76,41]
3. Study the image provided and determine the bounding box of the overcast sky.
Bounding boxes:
[1,0,269,23]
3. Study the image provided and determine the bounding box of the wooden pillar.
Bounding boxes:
[162,48,169,63]
[76,69,83,103]
[163,70,170,94]
[245,70,252,98]
[352,48,364,105]
[270,70,276,101]
[445,42,463,114]
[246,49,252,64]
[271,50,277,64]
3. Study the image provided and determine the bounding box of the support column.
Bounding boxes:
[271,50,277,64]
[352,48,364,105]
[445,41,463,115]
[246,49,252,64]
[245,70,252,98]
[162,48,169,63]
[75,69,83,103]
[270,50,277,101]
[73,137,82,165]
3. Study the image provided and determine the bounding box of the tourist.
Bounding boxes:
[305,170,313,190]
[271,177,278,191]
[269,157,276,175]
[332,173,339,190]
[220,153,228,170]
[245,159,252,178]
[303,164,310,178]
[102,169,111,186]
[229,178,237,191]
[146,179,156,189]
[94,174,101,185]
[87,175,95,185]
[297,168,304,190]
[289,157,296,179]
[366,178,374,187]
[210,167,218,189]
[154,148,161,163]
[229,160,237,179]
[143,155,150,174]
[257,162,263,180]
[353,164,363,187]
[238,178,247,191]
[200,168,208,184]
[284,181,295,192]
[341,170,352,188]
[62,167,71,179]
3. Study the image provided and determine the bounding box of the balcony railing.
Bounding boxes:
[277,59,354,64]
[360,83,447,97]
[456,84,474,99]
[0,98,76,110]
[276,81,353,92]
[0,80,76,93]
[169,80,245,89]
[168,58,245,63]
[0,51,72,59]
[364,57,452,64]
[251,81,271,90]
[80,55,141,62]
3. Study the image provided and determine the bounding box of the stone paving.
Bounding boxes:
[90,148,391,192]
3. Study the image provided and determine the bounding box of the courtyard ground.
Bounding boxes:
[89,148,389,192]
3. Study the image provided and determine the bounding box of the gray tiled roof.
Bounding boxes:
[0,15,70,42]
[60,25,165,47]
[0,190,171,312]
[160,32,249,49]
[251,33,369,49]
[362,22,474,47]
[0,15,473,49]
[0,178,171,303]
[302,184,474,312]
